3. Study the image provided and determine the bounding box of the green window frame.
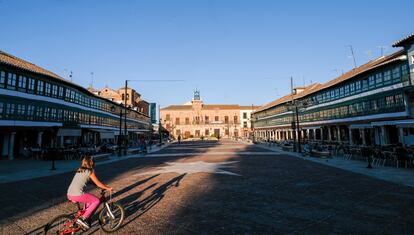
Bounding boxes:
[375,73,383,87]
[0,71,5,88]
[384,70,391,84]
[7,72,17,90]
[0,102,3,118]
[37,80,44,95]
[28,78,35,93]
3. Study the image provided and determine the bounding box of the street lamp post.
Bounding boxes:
[123,79,185,148]
[158,104,162,145]
[124,80,128,155]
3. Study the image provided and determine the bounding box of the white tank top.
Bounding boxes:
[67,170,92,196]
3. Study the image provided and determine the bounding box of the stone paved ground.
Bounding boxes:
[1,140,414,234]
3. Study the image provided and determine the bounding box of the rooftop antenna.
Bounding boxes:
[69,71,73,82]
[63,69,68,79]
[377,46,387,57]
[90,72,94,88]
[348,45,357,69]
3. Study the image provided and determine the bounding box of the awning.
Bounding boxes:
[371,121,398,126]
[349,124,373,129]
[88,128,116,139]
[302,126,321,130]
[129,129,150,133]
[395,120,414,128]
[101,131,115,139]
[57,128,81,137]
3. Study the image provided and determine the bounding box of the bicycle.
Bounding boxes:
[44,189,125,234]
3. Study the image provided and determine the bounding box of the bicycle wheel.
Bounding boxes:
[99,202,125,233]
[44,214,74,235]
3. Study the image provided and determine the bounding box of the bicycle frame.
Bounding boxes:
[58,190,114,234]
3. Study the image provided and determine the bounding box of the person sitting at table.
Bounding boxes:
[395,143,409,165]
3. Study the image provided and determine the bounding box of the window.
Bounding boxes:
[395,93,404,106]
[385,96,395,107]
[36,107,43,119]
[243,112,247,119]
[185,117,190,125]
[52,84,58,97]
[28,78,35,93]
[58,86,64,98]
[326,91,330,100]
[215,116,219,121]
[0,71,5,88]
[243,121,248,128]
[65,89,71,100]
[70,90,75,102]
[205,116,209,124]
[344,85,349,95]
[51,108,57,120]
[368,75,375,88]
[17,104,26,117]
[375,73,383,87]
[0,102,3,118]
[392,67,400,82]
[27,105,35,119]
[371,100,378,110]
[166,114,170,121]
[224,116,229,124]
[234,116,238,123]
[37,80,44,95]
[402,64,409,81]
[18,76,27,91]
[7,73,17,89]
[44,107,50,119]
[45,83,51,96]
[335,89,339,97]
[6,103,15,118]
[355,81,361,91]
[195,116,200,124]
[339,87,344,97]
[350,83,355,93]
[175,117,180,125]
[384,70,391,83]
[361,79,368,90]
[205,129,209,136]
[57,109,63,120]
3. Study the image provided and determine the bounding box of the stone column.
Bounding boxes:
[37,131,43,147]
[398,127,405,146]
[2,134,9,158]
[380,126,387,145]
[360,129,366,145]
[313,129,317,141]
[320,128,324,141]
[337,126,341,142]
[8,132,16,160]
[327,126,332,141]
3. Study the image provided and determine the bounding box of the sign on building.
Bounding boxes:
[150,103,157,124]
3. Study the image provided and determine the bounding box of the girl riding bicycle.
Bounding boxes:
[67,155,112,230]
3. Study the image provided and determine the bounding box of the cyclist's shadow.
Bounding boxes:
[122,173,186,228]
[87,173,186,234]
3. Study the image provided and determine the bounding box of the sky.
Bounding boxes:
[0,0,412,108]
